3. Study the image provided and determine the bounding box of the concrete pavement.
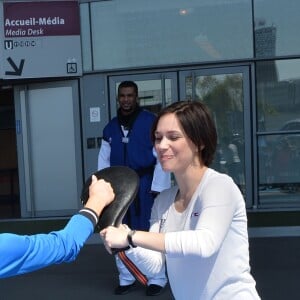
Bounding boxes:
[1,236,300,300]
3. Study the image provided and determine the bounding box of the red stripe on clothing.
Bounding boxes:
[118,251,148,286]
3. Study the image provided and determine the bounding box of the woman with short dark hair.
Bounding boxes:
[101,101,260,300]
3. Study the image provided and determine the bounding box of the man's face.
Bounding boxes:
[118,87,138,115]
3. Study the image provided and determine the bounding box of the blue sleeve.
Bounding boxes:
[0,214,94,278]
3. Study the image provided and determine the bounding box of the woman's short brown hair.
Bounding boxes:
[151,101,217,166]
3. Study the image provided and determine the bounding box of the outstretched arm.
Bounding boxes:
[0,176,114,279]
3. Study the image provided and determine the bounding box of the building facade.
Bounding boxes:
[0,0,300,232]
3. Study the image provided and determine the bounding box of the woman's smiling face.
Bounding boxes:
[154,113,199,173]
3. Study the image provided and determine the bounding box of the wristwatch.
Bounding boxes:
[127,230,137,248]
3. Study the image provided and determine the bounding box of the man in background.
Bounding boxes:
[98,81,170,296]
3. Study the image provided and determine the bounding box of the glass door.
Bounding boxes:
[179,66,253,207]
[109,72,178,117]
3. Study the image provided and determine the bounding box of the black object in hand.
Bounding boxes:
[80,166,139,232]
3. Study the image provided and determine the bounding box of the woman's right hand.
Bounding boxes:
[100,225,129,252]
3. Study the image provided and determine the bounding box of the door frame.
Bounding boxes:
[179,66,253,208]
[106,66,254,209]
[14,80,83,217]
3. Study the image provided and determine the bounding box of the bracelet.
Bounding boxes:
[127,230,137,248]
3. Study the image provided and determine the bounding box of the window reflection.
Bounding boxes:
[257,59,300,206]
[89,0,252,70]
[257,60,300,132]
[259,134,300,183]
[258,134,300,206]
[185,73,245,194]
[254,0,300,57]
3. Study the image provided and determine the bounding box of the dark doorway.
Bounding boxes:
[0,87,20,218]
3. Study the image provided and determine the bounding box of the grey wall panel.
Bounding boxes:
[81,74,109,180]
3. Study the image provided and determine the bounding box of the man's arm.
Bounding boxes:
[98,139,111,170]
[0,176,114,279]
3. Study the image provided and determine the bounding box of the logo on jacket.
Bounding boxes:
[191,212,200,217]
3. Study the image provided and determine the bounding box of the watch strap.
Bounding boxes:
[127,230,137,248]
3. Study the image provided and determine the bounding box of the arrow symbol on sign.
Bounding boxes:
[5,57,25,76]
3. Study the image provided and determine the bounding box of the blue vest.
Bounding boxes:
[102,109,157,230]
[103,109,156,172]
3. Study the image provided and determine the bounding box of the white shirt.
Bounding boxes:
[126,168,260,300]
